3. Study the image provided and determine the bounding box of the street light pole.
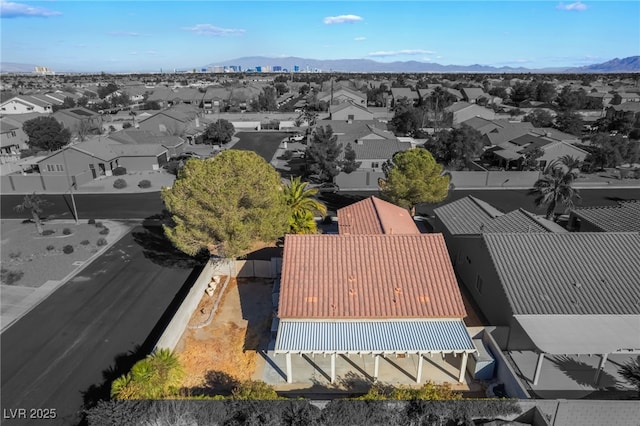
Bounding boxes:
[61,147,79,223]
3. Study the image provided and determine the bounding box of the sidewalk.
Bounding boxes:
[1,219,131,333]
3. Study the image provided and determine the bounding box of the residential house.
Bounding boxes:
[568,201,640,232]
[137,109,193,136]
[0,95,55,114]
[390,87,420,107]
[107,129,185,157]
[0,117,29,163]
[433,196,640,387]
[461,88,489,104]
[329,101,374,121]
[273,233,475,384]
[486,132,587,169]
[201,87,231,113]
[318,84,367,106]
[585,92,614,109]
[606,103,640,127]
[53,107,102,137]
[337,196,419,235]
[446,102,496,126]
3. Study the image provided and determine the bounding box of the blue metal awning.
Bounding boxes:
[274,319,475,354]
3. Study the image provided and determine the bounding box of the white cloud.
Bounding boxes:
[368,49,436,57]
[556,2,588,11]
[0,0,62,18]
[354,37,366,41]
[184,24,245,36]
[323,14,363,25]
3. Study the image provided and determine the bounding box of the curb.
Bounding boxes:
[0,219,134,334]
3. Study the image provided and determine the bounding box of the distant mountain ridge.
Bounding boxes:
[208,56,640,73]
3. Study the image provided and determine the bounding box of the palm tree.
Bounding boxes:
[110,349,183,400]
[283,176,327,234]
[530,159,581,221]
[14,193,49,235]
[619,356,640,397]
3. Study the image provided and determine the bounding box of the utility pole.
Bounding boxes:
[61,147,79,223]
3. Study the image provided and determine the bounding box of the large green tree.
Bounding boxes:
[14,193,50,235]
[530,158,581,220]
[305,125,343,182]
[161,150,289,258]
[523,109,554,128]
[341,142,362,174]
[22,116,71,151]
[283,176,327,234]
[423,124,484,170]
[110,349,183,400]
[555,111,584,136]
[202,119,235,145]
[379,148,450,211]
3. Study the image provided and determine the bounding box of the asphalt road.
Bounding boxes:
[2,188,639,221]
[232,131,288,163]
[1,224,203,426]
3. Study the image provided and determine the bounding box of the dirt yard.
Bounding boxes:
[175,277,274,393]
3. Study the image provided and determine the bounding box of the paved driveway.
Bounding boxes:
[1,224,203,425]
[232,131,288,163]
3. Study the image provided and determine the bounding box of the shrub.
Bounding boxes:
[63,245,74,254]
[80,240,90,246]
[95,221,104,228]
[113,178,127,189]
[42,229,55,236]
[88,218,96,225]
[9,251,21,259]
[138,179,151,189]
[1,268,24,286]
[97,238,107,246]
[122,122,133,129]
[113,167,127,176]
[99,227,110,235]
[63,227,72,235]
[46,245,55,251]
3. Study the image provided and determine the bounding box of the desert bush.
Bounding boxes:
[113,179,127,189]
[88,218,96,225]
[99,227,110,235]
[9,251,21,259]
[63,227,72,235]
[113,166,127,176]
[95,221,104,228]
[80,240,90,245]
[1,268,24,285]
[138,179,151,189]
[42,229,55,236]
[46,245,55,251]
[97,238,107,246]
[63,245,74,254]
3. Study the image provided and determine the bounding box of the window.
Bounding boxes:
[348,114,354,121]
[476,276,483,294]
[56,164,64,172]
[372,162,380,169]
[10,131,16,137]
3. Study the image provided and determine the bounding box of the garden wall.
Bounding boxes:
[449,171,541,188]
[479,327,531,399]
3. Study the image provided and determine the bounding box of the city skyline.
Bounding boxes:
[1,1,639,72]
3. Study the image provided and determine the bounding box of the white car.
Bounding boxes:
[289,134,305,142]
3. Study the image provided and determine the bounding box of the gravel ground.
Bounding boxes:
[1,219,117,288]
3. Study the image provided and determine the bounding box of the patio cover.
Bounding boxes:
[274,319,475,354]
[493,149,522,161]
[514,315,640,354]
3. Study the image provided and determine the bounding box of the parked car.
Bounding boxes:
[171,152,202,162]
[311,182,340,193]
[289,134,305,142]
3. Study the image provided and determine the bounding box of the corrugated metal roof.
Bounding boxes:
[434,196,504,235]
[483,233,640,315]
[572,201,640,232]
[482,209,566,234]
[337,196,420,235]
[278,234,467,319]
[274,319,475,353]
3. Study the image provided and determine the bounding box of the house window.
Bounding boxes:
[348,114,354,121]
[10,131,16,137]
[372,162,380,169]
[476,276,483,294]
[56,164,64,172]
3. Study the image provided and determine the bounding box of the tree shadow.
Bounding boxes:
[549,355,620,389]
[182,370,240,397]
[131,212,208,269]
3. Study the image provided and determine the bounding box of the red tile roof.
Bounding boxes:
[337,196,420,235]
[278,234,467,319]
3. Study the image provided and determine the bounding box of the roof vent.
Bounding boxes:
[572,282,582,289]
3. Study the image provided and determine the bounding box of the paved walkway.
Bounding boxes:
[0,219,131,333]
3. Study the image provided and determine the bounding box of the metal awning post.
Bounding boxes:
[533,352,545,386]
[373,354,380,382]
[416,353,424,383]
[595,353,608,384]
[330,353,336,383]
[458,352,469,383]
[286,352,292,384]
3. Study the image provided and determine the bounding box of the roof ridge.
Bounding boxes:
[468,196,503,218]
[369,196,389,234]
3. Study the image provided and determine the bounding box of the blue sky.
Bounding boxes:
[1,1,638,72]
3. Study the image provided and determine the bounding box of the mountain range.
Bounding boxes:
[207,56,640,74]
[1,56,639,74]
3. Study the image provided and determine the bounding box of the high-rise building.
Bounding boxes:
[273,66,282,72]
[293,65,300,72]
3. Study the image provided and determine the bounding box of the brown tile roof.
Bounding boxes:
[278,234,467,319]
[337,196,420,235]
